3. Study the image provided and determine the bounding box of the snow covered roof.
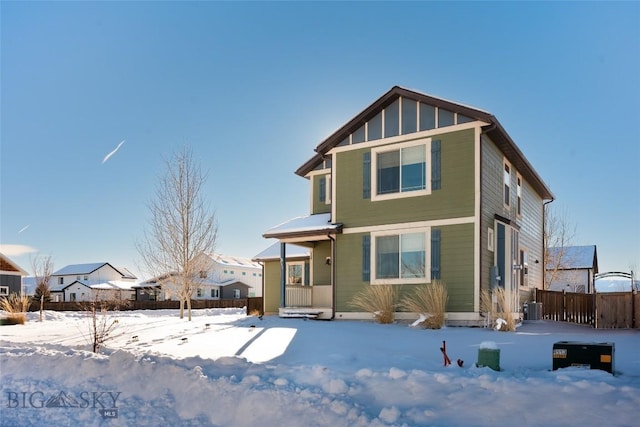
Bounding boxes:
[53,262,111,276]
[253,242,311,261]
[50,279,138,292]
[204,253,261,269]
[262,213,342,240]
[547,245,598,271]
[52,262,137,279]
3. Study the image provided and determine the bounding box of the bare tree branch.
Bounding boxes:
[544,205,576,289]
[136,146,218,320]
[31,255,54,322]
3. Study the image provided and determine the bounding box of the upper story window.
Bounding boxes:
[319,174,332,204]
[503,162,511,207]
[199,270,207,279]
[59,277,64,285]
[516,173,523,216]
[372,139,430,201]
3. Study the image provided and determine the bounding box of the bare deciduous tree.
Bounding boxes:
[79,297,122,353]
[544,204,577,289]
[31,255,54,322]
[137,146,218,321]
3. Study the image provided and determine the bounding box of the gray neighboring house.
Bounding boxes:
[0,253,28,297]
[546,245,598,293]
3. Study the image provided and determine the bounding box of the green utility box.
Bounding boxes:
[477,348,500,371]
[552,341,615,374]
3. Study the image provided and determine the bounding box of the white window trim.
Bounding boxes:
[286,261,305,285]
[0,286,8,296]
[325,174,332,204]
[503,159,511,209]
[371,138,432,202]
[516,172,523,218]
[370,226,431,285]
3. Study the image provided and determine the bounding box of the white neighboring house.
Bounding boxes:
[134,253,262,301]
[546,245,598,293]
[49,262,138,302]
[196,253,263,297]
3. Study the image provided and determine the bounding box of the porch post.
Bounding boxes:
[280,242,286,308]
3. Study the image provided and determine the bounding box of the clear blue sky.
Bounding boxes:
[1,1,639,278]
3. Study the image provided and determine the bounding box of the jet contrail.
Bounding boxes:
[18,224,30,233]
[102,139,126,163]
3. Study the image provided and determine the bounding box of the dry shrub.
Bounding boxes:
[0,293,31,325]
[349,284,399,324]
[248,309,261,317]
[401,280,448,329]
[481,287,516,331]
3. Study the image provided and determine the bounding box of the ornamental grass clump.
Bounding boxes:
[349,284,399,324]
[401,280,448,329]
[0,293,31,325]
[481,287,516,332]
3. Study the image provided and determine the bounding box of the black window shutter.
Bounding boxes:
[431,229,441,280]
[362,235,370,281]
[319,176,326,203]
[363,152,371,199]
[431,140,441,190]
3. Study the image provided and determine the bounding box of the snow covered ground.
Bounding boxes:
[1,308,639,427]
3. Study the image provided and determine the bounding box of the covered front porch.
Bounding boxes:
[256,213,342,320]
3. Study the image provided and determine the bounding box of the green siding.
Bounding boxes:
[313,241,332,285]
[336,129,475,227]
[263,260,281,314]
[334,223,474,313]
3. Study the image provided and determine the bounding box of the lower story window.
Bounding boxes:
[0,286,8,296]
[211,288,219,298]
[287,263,304,285]
[233,289,240,299]
[372,228,429,284]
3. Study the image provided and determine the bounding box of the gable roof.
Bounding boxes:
[253,242,311,261]
[0,253,28,275]
[547,245,598,271]
[296,86,553,201]
[52,262,132,278]
[262,213,342,240]
[203,253,261,269]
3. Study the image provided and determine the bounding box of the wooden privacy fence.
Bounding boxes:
[535,289,639,328]
[28,297,264,316]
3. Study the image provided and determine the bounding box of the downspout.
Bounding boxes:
[328,233,336,320]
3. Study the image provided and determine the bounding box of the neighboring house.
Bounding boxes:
[136,273,251,301]
[546,245,598,293]
[0,253,28,297]
[195,253,263,297]
[257,86,553,324]
[49,262,138,302]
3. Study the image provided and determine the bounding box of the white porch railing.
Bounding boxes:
[285,285,312,307]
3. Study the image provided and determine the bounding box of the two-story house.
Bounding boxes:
[135,253,262,301]
[257,86,553,324]
[49,262,138,302]
[0,253,28,297]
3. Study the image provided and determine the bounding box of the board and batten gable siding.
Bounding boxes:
[333,128,476,227]
[480,135,545,294]
[333,223,474,314]
[0,274,21,295]
[311,171,331,215]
